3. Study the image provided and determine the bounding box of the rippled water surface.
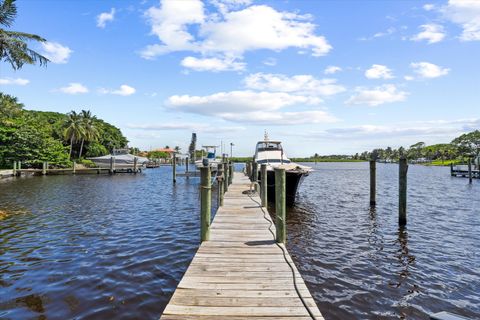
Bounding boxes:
[0,167,217,320]
[1,163,479,319]
[287,162,480,320]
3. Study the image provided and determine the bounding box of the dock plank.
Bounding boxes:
[160,172,324,319]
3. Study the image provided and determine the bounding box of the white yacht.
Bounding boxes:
[253,134,312,203]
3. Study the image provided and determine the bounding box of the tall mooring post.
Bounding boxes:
[468,155,473,184]
[245,161,251,178]
[399,157,408,226]
[73,161,76,174]
[200,166,211,242]
[133,156,138,174]
[275,168,286,243]
[109,156,115,174]
[223,161,229,192]
[172,153,177,183]
[42,162,47,175]
[186,157,189,173]
[252,162,258,191]
[369,160,376,206]
[18,161,21,170]
[229,161,233,185]
[450,163,454,176]
[217,163,224,206]
[12,161,16,176]
[261,164,268,207]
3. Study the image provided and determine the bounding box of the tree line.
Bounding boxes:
[0,94,128,168]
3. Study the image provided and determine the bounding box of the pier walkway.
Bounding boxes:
[161,172,324,320]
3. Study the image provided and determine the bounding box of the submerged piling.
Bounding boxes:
[370,160,376,206]
[399,157,408,226]
[275,168,286,243]
[468,156,473,184]
[200,166,211,242]
[172,154,176,183]
[261,164,267,207]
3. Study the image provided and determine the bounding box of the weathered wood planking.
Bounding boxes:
[161,172,324,320]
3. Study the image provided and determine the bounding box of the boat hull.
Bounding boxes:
[259,170,307,204]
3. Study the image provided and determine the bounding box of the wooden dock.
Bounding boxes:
[161,172,324,320]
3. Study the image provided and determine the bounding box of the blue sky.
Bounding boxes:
[1,0,479,156]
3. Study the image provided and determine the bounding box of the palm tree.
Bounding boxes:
[78,110,99,158]
[64,111,83,160]
[0,0,49,70]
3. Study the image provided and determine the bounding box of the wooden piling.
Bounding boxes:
[229,161,233,185]
[245,161,251,178]
[186,157,189,173]
[370,160,376,206]
[200,166,211,242]
[173,154,177,183]
[12,161,16,176]
[252,162,258,191]
[468,156,473,184]
[399,157,408,226]
[261,163,267,207]
[73,161,76,174]
[109,156,115,174]
[223,161,229,192]
[450,163,454,176]
[133,156,138,174]
[18,161,21,170]
[275,168,286,243]
[42,162,47,175]
[218,164,224,206]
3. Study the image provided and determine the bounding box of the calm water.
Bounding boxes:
[0,163,479,319]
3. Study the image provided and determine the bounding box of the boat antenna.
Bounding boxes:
[264,130,269,141]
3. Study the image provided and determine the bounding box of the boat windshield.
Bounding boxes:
[207,152,215,159]
[256,142,282,152]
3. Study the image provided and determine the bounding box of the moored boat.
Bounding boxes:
[89,149,149,172]
[253,133,311,203]
[195,145,222,173]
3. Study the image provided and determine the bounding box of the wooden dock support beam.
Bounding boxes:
[223,161,229,192]
[370,160,376,206]
[399,157,408,226]
[252,161,258,191]
[261,163,267,207]
[200,166,211,242]
[217,164,224,207]
[275,167,286,243]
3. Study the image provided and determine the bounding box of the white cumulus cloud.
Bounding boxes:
[324,65,342,74]
[165,90,336,125]
[411,24,445,44]
[140,0,331,70]
[365,64,394,79]
[99,84,136,96]
[40,42,72,64]
[410,62,450,78]
[97,8,116,28]
[0,78,29,85]
[346,84,407,106]
[58,83,89,94]
[442,0,480,41]
[244,73,345,96]
[181,56,245,71]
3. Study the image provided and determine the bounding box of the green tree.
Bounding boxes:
[452,130,480,159]
[0,0,49,70]
[78,110,99,158]
[63,111,84,160]
[188,133,197,162]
